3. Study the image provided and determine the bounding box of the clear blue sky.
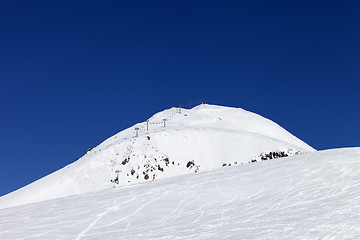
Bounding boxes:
[1,0,359,196]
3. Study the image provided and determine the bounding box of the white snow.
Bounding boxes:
[0,104,315,209]
[0,148,359,239]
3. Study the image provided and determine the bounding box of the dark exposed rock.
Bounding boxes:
[85,147,94,155]
[187,161,195,168]
[260,151,289,161]
[186,160,200,173]
[164,158,170,166]
[111,176,119,184]
[122,157,130,165]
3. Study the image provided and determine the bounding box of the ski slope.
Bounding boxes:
[0,104,314,209]
[0,148,359,239]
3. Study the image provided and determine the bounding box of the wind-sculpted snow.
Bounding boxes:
[0,148,359,239]
[0,104,315,209]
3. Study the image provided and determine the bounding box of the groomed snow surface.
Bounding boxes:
[0,148,360,239]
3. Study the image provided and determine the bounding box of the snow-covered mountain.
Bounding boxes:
[0,148,359,239]
[0,104,315,209]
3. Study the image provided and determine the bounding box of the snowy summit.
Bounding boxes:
[1,104,359,239]
[0,104,314,209]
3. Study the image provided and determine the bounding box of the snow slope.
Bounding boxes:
[0,104,315,209]
[0,148,359,239]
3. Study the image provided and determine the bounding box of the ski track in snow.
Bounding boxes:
[75,209,109,240]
